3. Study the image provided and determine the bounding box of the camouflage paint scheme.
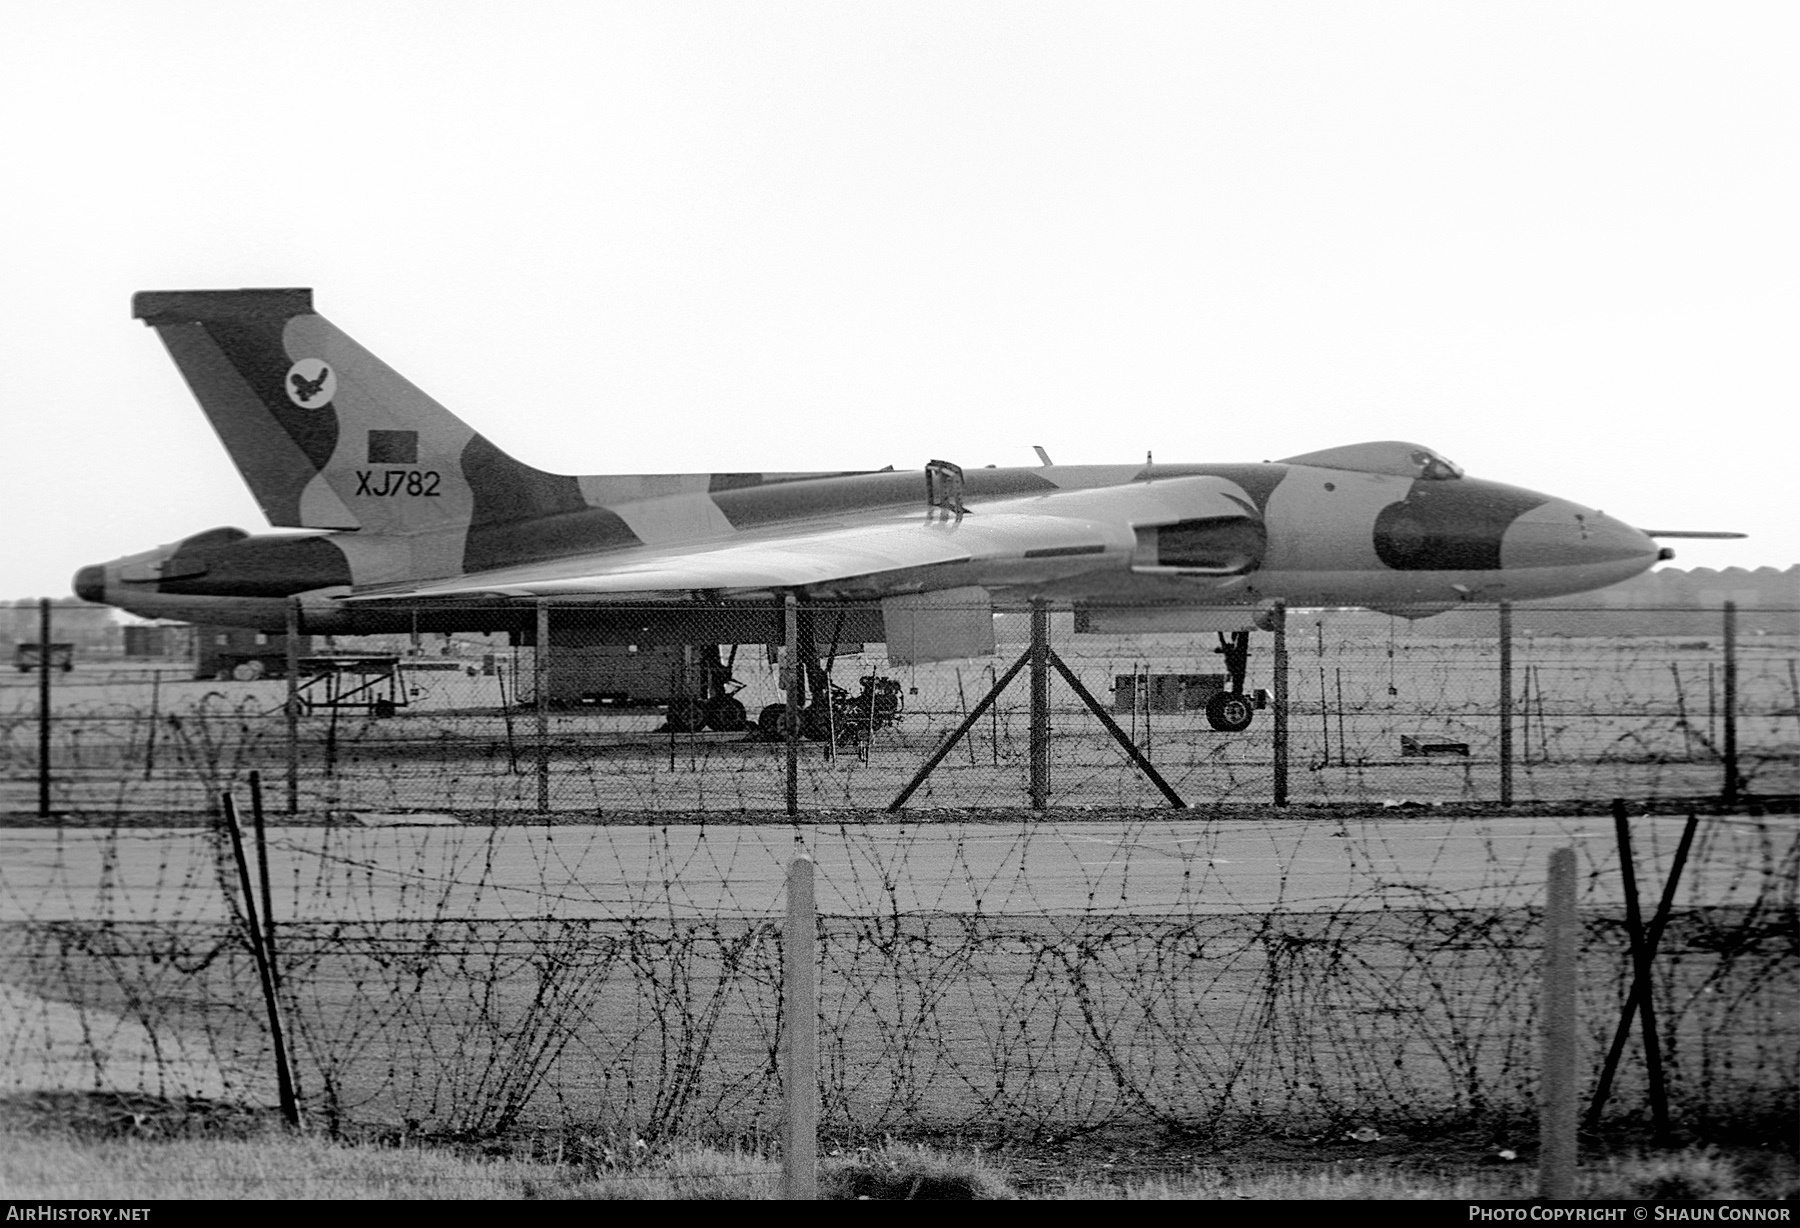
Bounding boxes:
[77,289,1664,639]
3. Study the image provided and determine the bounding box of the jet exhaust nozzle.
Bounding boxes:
[73,565,106,604]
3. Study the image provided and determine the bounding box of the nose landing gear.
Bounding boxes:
[661,646,750,733]
[1205,690,1256,733]
[1206,630,1267,732]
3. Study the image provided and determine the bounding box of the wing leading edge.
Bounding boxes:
[346,475,1261,604]
[349,511,1130,602]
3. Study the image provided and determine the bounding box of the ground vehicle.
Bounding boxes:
[758,673,905,745]
[14,643,73,673]
[527,643,749,732]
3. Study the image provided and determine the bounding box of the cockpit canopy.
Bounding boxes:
[1276,441,1464,481]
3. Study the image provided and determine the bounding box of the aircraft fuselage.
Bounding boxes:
[78,457,1661,634]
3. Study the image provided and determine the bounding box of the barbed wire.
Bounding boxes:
[1,603,1793,1141]
[1,808,1792,1139]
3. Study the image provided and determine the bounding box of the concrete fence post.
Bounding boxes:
[1540,845,1579,1199]
[784,854,818,1199]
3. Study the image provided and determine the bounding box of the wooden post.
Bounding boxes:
[536,602,551,813]
[785,595,800,818]
[783,854,818,1200]
[1722,601,1738,807]
[1500,601,1514,807]
[1335,667,1346,765]
[143,668,161,781]
[1029,599,1050,810]
[285,599,301,817]
[1317,624,1331,769]
[1540,845,1579,1200]
[1707,662,1717,750]
[1526,655,1540,759]
[1271,601,1288,806]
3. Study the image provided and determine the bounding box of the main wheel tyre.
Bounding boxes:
[801,704,836,741]
[704,695,748,732]
[1205,691,1255,733]
[757,703,789,739]
[665,698,706,733]
[232,660,266,682]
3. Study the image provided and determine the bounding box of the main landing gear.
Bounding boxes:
[757,678,904,745]
[1206,630,1266,733]
[755,605,904,747]
[661,646,750,733]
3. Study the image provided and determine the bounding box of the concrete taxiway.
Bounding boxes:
[0,814,1783,924]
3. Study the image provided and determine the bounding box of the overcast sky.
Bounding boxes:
[3,2,1794,600]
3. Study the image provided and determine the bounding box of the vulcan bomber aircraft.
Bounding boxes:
[77,289,1729,732]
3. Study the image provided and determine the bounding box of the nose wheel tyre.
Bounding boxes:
[1205,691,1255,733]
[801,703,837,742]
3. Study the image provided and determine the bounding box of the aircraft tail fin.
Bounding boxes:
[133,289,580,537]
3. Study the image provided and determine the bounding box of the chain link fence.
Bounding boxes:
[2,599,1794,1142]
[3,601,1794,818]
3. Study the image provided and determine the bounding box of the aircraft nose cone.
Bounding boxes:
[1502,501,1658,573]
[73,564,107,604]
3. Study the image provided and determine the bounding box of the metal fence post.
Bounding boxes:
[536,601,551,813]
[222,791,301,1127]
[784,854,818,1199]
[1540,845,1579,1200]
[143,668,160,781]
[37,597,52,819]
[1271,601,1288,806]
[1499,601,1514,807]
[285,598,301,817]
[1722,601,1738,808]
[785,595,800,818]
[1029,599,1050,810]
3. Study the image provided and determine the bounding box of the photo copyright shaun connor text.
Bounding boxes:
[1472,1211,1789,1222]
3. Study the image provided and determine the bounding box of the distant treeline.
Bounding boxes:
[1373,565,1799,638]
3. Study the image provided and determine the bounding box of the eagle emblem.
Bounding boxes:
[285,359,336,408]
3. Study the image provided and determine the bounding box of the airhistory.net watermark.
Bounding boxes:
[5,1209,151,1222]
